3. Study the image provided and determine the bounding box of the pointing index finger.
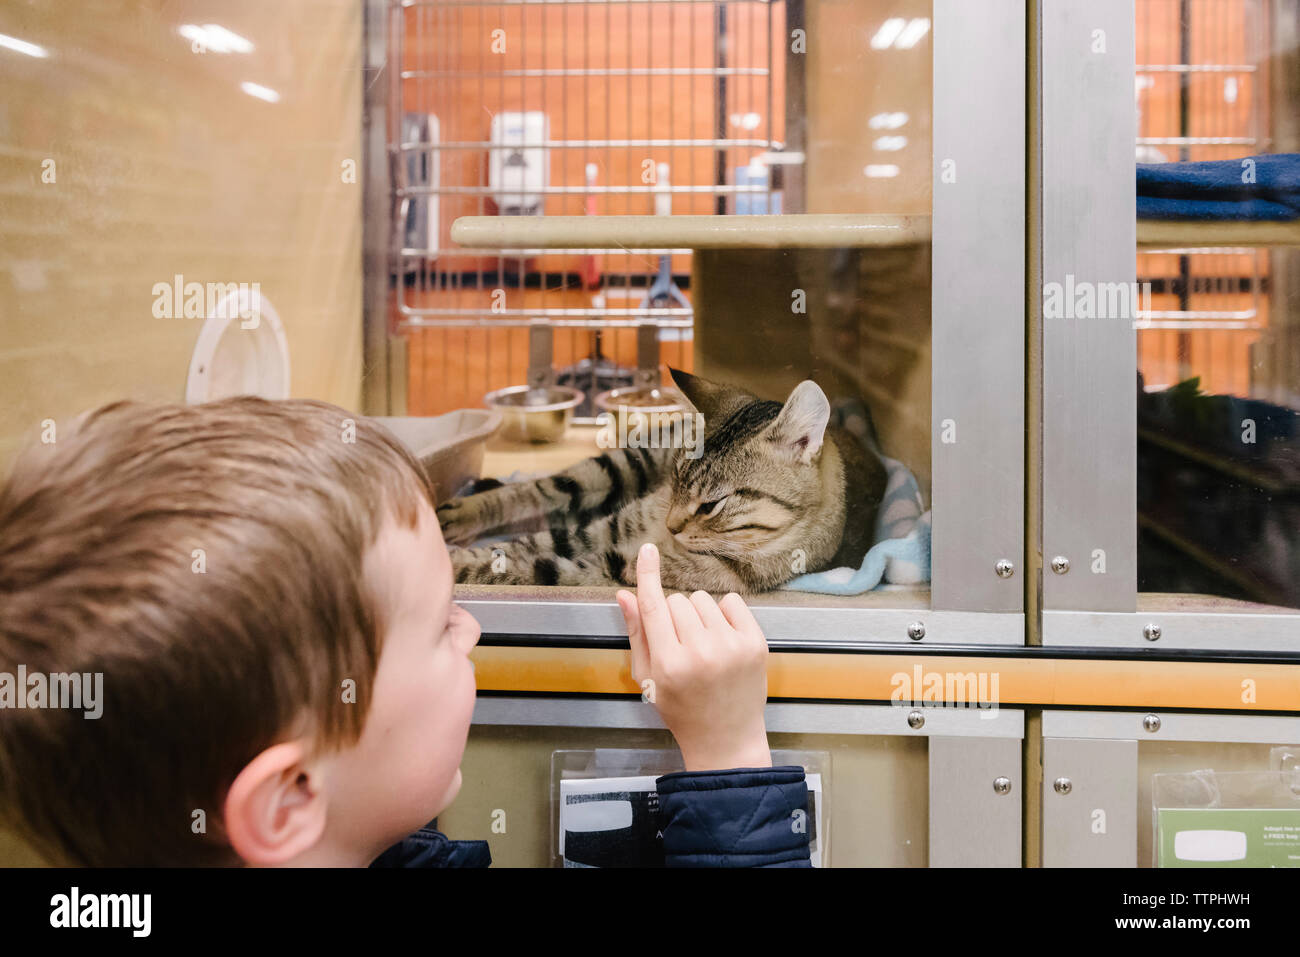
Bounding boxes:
[634,543,679,656]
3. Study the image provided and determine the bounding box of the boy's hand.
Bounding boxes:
[616,543,772,773]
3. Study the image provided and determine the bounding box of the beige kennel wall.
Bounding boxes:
[0,0,363,472]
[438,726,930,867]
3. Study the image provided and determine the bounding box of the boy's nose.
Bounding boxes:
[463,611,482,651]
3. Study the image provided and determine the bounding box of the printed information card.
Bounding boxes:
[1157,808,1300,867]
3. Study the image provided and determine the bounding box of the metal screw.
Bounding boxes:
[1053,777,1072,795]
[907,710,925,730]
[993,776,1012,795]
[1143,714,1161,733]
[907,621,925,641]
[1143,623,1162,642]
[995,559,1015,578]
[1050,556,1070,575]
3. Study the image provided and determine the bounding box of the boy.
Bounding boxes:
[0,397,811,867]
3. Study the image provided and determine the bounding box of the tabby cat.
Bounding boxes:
[437,369,886,594]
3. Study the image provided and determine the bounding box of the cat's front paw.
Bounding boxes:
[436,497,488,546]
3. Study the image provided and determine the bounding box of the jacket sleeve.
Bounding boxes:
[655,765,812,868]
[370,826,492,868]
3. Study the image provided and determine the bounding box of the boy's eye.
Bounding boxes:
[695,497,726,516]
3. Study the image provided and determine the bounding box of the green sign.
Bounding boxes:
[1157,808,1300,867]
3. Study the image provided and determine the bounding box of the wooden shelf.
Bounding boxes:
[451,213,932,250]
[1138,219,1300,248]
[452,215,1295,250]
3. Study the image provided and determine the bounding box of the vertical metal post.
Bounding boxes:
[1042,737,1138,867]
[929,736,1022,867]
[362,0,396,415]
[931,0,1026,612]
[1039,0,1138,612]
[783,0,806,213]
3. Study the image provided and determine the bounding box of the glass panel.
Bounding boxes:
[0,3,363,463]
[1138,740,1300,867]
[1135,0,1300,610]
[437,726,929,867]
[399,0,934,609]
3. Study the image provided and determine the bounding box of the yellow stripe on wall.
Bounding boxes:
[471,646,1300,712]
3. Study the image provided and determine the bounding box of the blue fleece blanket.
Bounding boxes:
[1137,153,1300,221]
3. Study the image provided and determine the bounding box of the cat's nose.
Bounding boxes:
[666,506,689,535]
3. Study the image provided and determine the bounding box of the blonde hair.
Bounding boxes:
[0,397,435,865]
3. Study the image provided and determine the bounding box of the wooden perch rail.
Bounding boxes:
[451,213,932,250]
[1138,219,1300,247]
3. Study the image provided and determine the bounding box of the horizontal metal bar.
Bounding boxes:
[1137,63,1257,73]
[1140,246,1266,255]
[1137,136,1256,145]
[1134,320,1263,329]
[398,246,693,256]
[397,315,694,329]
[404,0,773,6]
[395,306,692,318]
[461,597,1025,646]
[1043,710,1300,743]
[401,67,769,79]
[473,696,1026,738]
[1137,311,1257,321]
[1043,608,1300,653]
[398,184,767,196]
[393,138,776,151]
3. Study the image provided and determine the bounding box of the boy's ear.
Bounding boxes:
[766,380,830,464]
[223,741,327,866]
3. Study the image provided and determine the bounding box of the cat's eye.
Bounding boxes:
[695,497,727,516]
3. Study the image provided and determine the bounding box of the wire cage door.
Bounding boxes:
[388,0,788,419]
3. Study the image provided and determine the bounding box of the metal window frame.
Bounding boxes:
[474,697,1026,738]
[407,0,1029,646]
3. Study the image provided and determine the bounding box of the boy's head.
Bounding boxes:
[0,397,479,866]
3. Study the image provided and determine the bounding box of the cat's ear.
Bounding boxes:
[766,380,830,464]
[668,368,733,422]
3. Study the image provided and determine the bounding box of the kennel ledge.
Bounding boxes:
[450,213,932,250]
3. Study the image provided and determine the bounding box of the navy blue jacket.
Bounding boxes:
[371,765,811,868]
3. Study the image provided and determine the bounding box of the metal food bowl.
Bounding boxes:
[593,385,688,429]
[483,384,585,443]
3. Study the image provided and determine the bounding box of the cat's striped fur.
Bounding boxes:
[438,369,886,594]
